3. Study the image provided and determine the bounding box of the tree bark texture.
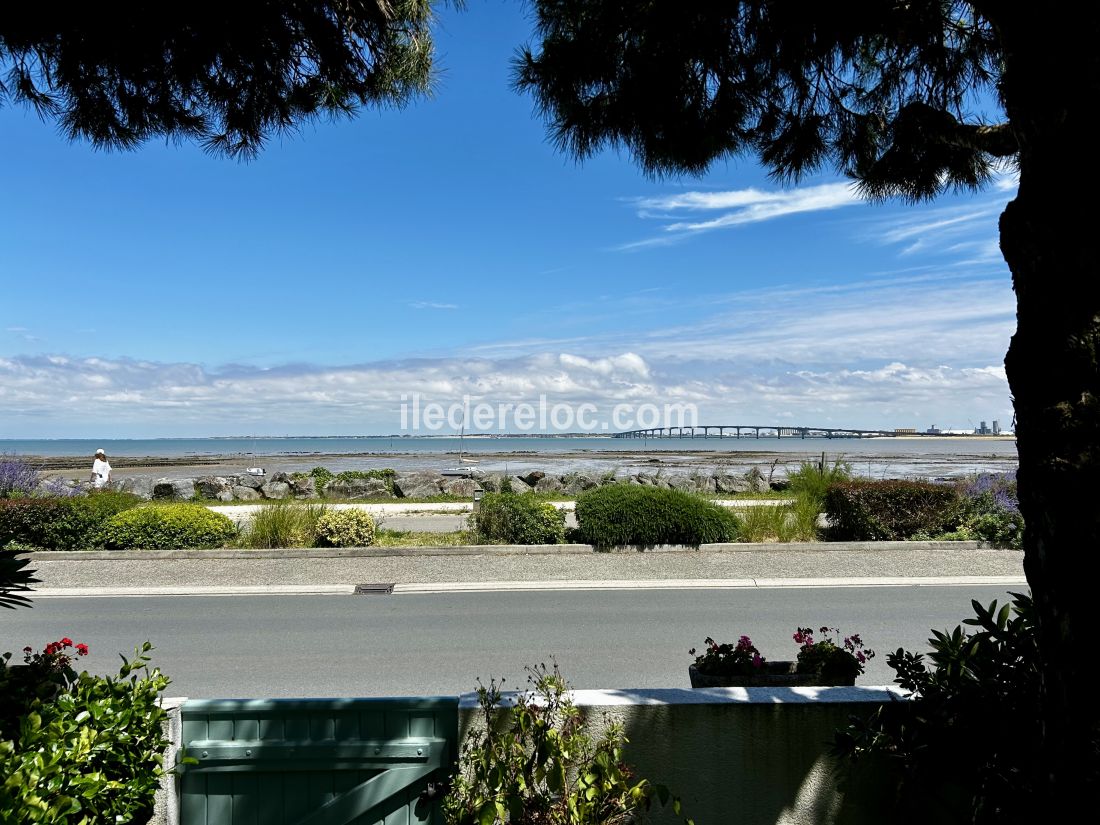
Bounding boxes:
[997,3,1100,812]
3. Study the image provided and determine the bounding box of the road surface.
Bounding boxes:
[5,585,1023,697]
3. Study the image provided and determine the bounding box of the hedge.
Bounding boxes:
[0,492,142,550]
[823,480,962,541]
[574,485,740,548]
[472,492,566,544]
[100,504,237,549]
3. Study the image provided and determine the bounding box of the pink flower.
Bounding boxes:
[752,654,763,668]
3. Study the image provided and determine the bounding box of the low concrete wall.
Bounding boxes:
[28,539,983,561]
[458,686,904,825]
[154,687,902,824]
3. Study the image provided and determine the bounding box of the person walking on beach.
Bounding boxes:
[90,448,112,489]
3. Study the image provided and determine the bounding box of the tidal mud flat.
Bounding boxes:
[29,444,1018,482]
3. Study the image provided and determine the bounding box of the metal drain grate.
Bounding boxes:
[354,583,395,595]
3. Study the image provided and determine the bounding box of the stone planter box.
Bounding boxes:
[688,661,856,688]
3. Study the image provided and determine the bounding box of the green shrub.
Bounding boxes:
[442,664,689,825]
[0,640,171,824]
[836,594,1041,821]
[306,466,335,492]
[472,492,566,544]
[314,509,376,547]
[824,480,962,541]
[336,469,396,493]
[100,504,236,549]
[243,502,328,548]
[574,485,739,548]
[0,492,141,550]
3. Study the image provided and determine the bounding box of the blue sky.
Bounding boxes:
[0,2,1016,437]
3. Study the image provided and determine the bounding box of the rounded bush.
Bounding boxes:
[471,492,566,544]
[314,509,376,547]
[100,504,237,549]
[575,485,739,548]
[824,480,961,541]
[0,492,142,550]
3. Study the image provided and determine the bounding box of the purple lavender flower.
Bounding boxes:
[42,476,81,498]
[0,455,39,496]
[992,488,1021,516]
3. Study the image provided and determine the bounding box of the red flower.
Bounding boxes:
[60,637,73,647]
[75,643,89,656]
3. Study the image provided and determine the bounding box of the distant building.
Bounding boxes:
[992,420,1001,434]
[925,424,942,434]
[976,420,991,435]
[895,428,917,434]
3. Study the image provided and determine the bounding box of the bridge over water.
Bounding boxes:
[613,425,914,439]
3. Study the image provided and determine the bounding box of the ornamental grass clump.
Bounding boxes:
[314,509,376,547]
[244,502,329,548]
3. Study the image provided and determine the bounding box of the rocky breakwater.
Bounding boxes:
[39,466,779,502]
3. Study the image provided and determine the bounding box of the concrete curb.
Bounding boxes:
[30,575,1028,598]
[25,539,988,561]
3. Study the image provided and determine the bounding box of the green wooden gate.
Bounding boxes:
[178,698,458,825]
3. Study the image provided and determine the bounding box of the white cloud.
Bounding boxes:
[0,272,1016,436]
[619,182,862,249]
[409,301,459,310]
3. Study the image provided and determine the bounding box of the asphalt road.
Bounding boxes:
[4,585,1022,698]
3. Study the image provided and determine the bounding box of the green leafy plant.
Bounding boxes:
[0,492,142,551]
[242,501,328,548]
[824,480,961,541]
[472,492,566,544]
[575,485,738,548]
[442,664,691,825]
[835,594,1042,823]
[337,468,396,492]
[314,508,376,547]
[0,640,172,824]
[793,626,874,682]
[689,635,765,676]
[0,549,38,609]
[100,503,236,549]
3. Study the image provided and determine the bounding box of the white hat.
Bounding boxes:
[95,448,106,456]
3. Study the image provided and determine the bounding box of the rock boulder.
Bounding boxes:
[153,478,196,500]
[194,476,231,500]
[260,481,291,500]
[324,478,392,499]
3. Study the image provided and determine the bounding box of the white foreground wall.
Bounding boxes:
[458,686,905,825]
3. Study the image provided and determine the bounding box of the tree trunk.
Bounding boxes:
[998,6,1100,813]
